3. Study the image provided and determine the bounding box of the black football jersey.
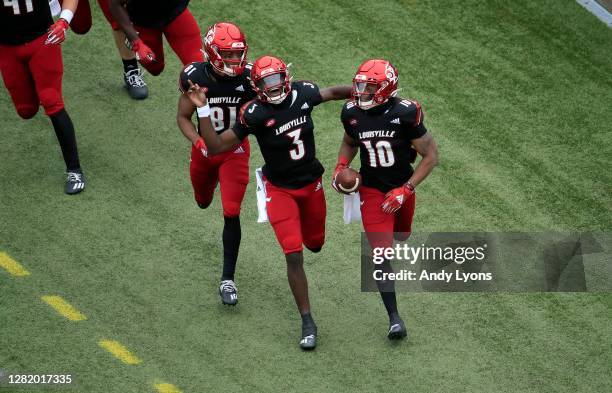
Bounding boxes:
[0,0,53,45]
[126,0,189,29]
[179,61,256,136]
[233,81,325,189]
[341,97,428,192]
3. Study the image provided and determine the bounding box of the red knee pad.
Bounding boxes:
[303,233,325,252]
[141,60,164,76]
[16,105,39,119]
[280,234,303,255]
[38,88,64,116]
[222,202,241,218]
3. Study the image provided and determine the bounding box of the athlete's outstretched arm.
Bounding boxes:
[409,132,438,187]
[109,0,138,42]
[320,85,352,102]
[184,80,241,155]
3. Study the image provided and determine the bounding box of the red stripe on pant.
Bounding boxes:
[264,177,326,255]
[189,139,250,218]
[0,34,65,118]
[359,185,416,249]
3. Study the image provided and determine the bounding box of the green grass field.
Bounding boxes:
[1,0,611,392]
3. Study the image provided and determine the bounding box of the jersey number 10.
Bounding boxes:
[3,0,33,14]
[362,140,395,167]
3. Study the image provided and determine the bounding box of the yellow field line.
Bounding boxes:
[98,340,142,365]
[41,295,87,321]
[0,252,30,277]
[155,383,182,393]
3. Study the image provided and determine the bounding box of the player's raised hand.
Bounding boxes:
[45,19,70,45]
[186,80,208,108]
[130,38,156,65]
[381,183,414,214]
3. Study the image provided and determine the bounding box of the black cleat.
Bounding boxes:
[387,317,408,340]
[219,280,238,306]
[65,170,85,195]
[124,69,148,100]
[299,321,317,350]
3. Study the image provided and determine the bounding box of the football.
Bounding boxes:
[336,167,362,194]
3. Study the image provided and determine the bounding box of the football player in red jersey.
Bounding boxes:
[184,55,351,350]
[110,0,203,80]
[1,0,86,194]
[332,59,438,340]
[176,22,256,307]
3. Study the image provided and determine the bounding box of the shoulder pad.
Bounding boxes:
[341,101,358,118]
[179,62,208,93]
[238,99,261,127]
[397,98,423,127]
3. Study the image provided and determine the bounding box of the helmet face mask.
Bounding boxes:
[354,81,382,110]
[256,72,289,104]
[203,23,248,77]
[250,56,292,104]
[215,47,246,76]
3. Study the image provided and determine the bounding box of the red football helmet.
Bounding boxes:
[352,59,399,110]
[203,22,248,77]
[250,55,292,104]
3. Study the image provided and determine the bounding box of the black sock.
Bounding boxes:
[122,58,138,73]
[50,109,81,171]
[301,313,317,335]
[375,259,398,317]
[221,216,241,281]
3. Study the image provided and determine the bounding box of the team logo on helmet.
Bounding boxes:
[385,64,398,84]
[204,26,215,46]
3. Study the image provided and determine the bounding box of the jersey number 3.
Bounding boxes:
[3,0,33,14]
[287,129,305,160]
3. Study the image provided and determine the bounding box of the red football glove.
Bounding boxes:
[331,156,350,193]
[45,19,70,45]
[381,182,415,214]
[131,39,156,65]
[194,137,208,158]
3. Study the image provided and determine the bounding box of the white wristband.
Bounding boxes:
[196,104,211,118]
[59,9,74,24]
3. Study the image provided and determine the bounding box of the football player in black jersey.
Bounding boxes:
[110,0,203,80]
[177,22,256,307]
[332,59,438,340]
[0,0,86,194]
[184,55,352,350]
